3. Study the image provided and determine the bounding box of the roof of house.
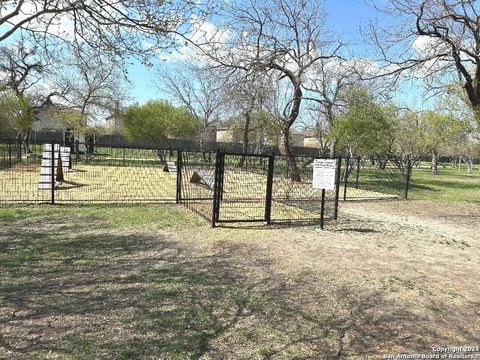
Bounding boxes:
[302,129,317,138]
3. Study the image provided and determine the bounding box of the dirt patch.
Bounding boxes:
[0,200,479,359]
[187,200,480,357]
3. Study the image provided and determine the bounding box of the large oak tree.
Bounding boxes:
[196,0,342,181]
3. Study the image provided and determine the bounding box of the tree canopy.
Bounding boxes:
[0,91,33,134]
[330,87,395,157]
[123,100,199,142]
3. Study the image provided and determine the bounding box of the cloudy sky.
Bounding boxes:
[0,0,432,113]
[128,0,379,104]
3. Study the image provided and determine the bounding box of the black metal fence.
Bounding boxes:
[178,150,217,222]
[271,155,341,225]
[179,150,341,228]
[1,137,411,227]
[3,130,324,157]
[0,138,178,204]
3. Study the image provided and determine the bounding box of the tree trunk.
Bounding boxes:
[279,127,301,182]
[157,149,165,163]
[466,156,473,174]
[329,140,336,158]
[378,159,387,170]
[22,129,32,155]
[238,112,251,168]
[431,149,438,175]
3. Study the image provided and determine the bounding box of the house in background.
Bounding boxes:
[215,126,305,148]
[216,127,235,143]
[302,129,321,148]
[32,104,84,133]
[31,104,96,153]
[290,130,305,147]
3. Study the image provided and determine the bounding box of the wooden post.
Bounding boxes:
[55,148,64,182]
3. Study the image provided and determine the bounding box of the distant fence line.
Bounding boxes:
[4,131,479,163]
[1,131,324,157]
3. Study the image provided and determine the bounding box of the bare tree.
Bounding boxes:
[0,0,210,61]
[365,0,480,126]
[197,0,341,181]
[304,58,357,156]
[0,42,44,95]
[156,63,225,151]
[220,71,271,165]
[0,41,62,152]
[56,46,130,128]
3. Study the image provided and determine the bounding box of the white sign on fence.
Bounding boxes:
[312,159,337,190]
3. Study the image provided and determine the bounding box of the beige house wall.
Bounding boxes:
[216,129,234,143]
[105,115,124,135]
[32,113,66,132]
[303,137,321,148]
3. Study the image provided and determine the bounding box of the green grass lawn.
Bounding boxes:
[409,163,479,203]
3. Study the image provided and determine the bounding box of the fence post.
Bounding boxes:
[75,139,79,164]
[264,154,275,224]
[18,137,22,163]
[51,140,55,205]
[176,149,182,204]
[405,157,411,199]
[320,189,326,230]
[219,152,225,205]
[212,149,221,228]
[343,156,349,201]
[355,156,360,189]
[122,145,126,166]
[8,138,12,168]
[334,157,342,220]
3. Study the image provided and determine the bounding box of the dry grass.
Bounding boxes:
[0,163,178,203]
[0,200,479,359]
[0,164,344,221]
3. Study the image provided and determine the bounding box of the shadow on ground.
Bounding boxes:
[0,214,478,359]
